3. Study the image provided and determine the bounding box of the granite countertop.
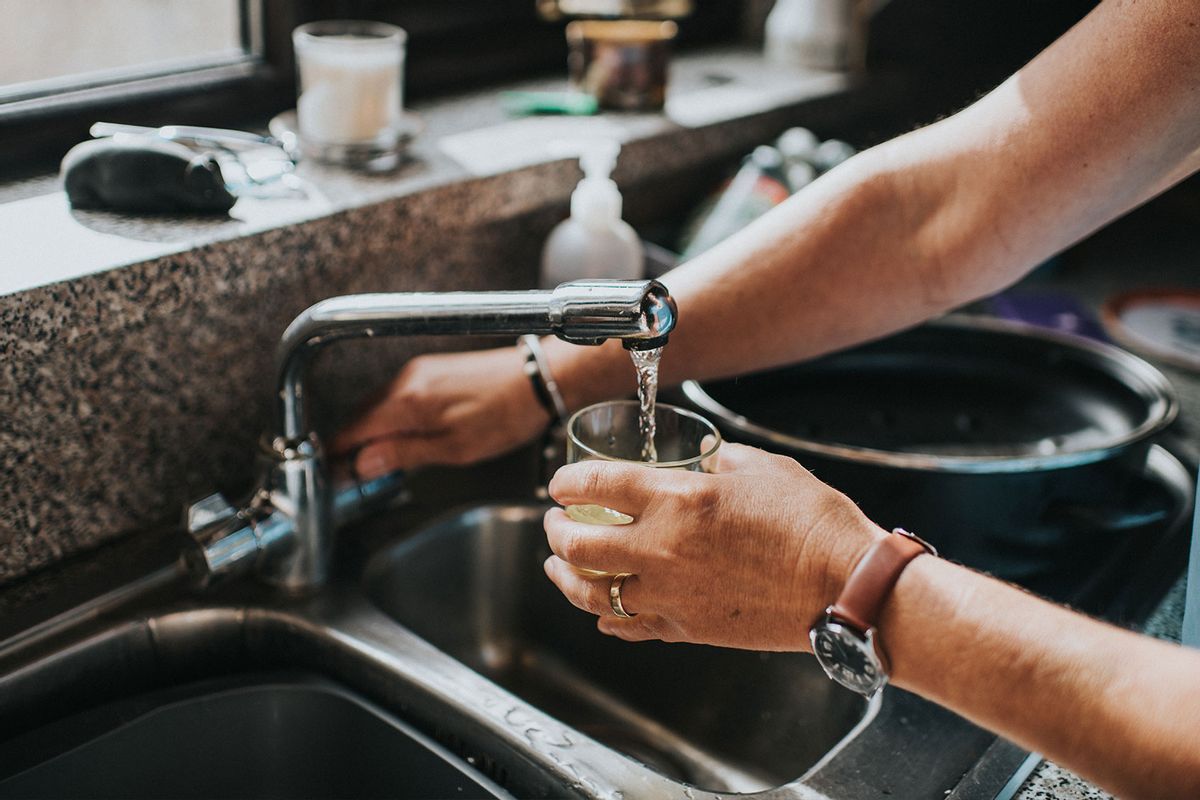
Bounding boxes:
[0,46,884,588]
[0,47,853,298]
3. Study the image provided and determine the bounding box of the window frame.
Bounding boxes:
[1,0,297,174]
[0,1,264,108]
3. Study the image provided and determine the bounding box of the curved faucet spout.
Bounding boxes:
[186,279,677,592]
[275,279,676,439]
[624,290,676,351]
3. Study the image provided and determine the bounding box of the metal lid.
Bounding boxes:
[682,315,1178,474]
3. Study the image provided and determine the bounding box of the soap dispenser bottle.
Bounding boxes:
[540,140,644,288]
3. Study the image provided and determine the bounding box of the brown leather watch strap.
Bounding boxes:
[828,529,935,634]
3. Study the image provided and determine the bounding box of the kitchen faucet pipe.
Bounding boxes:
[181,279,676,593]
[275,279,677,439]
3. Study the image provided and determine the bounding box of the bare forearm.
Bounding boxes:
[884,557,1200,799]
[652,151,962,385]
[544,0,1200,411]
[545,144,983,409]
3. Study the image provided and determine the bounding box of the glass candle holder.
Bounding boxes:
[566,20,677,111]
[293,20,407,170]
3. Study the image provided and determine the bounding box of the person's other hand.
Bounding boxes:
[332,347,549,477]
[543,442,885,651]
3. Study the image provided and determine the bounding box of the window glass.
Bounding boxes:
[0,0,249,102]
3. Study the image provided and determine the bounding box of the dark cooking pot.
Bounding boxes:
[681,316,1179,572]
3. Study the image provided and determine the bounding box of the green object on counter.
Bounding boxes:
[500,91,599,116]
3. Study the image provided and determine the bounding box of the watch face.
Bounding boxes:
[810,620,887,697]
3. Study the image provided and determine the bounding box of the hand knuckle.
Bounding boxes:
[585,588,610,617]
[783,455,810,475]
[660,477,690,505]
[409,381,433,405]
[581,464,607,499]
[662,475,718,516]
[612,467,643,496]
[557,531,586,563]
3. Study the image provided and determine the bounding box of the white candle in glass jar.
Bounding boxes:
[294,21,406,146]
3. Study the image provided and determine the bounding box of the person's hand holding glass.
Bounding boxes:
[559,399,721,615]
[564,400,721,527]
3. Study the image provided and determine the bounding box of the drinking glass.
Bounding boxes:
[564,400,721,575]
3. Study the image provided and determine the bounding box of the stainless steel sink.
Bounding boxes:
[7,476,1110,799]
[365,504,876,794]
[0,674,513,800]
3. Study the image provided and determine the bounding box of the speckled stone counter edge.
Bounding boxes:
[0,51,868,586]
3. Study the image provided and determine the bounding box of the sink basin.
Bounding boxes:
[0,674,512,800]
[366,504,874,794]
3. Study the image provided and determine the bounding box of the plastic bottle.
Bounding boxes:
[776,126,820,166]
[677,145,790,259]
[540,140,644,288]
[813,138,857,172]
[776,126,820,192]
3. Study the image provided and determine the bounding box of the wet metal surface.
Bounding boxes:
[0,445,1190,798]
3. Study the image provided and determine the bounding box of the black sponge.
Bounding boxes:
[61,137,237,214]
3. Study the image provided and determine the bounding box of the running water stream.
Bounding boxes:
[561,344,666,548]
[630,346,663,462]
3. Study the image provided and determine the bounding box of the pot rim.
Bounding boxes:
[681,315,1179,474]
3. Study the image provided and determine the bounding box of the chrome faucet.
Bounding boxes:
[185,279,676,592]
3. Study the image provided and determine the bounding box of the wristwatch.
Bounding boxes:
[809,528,936,697]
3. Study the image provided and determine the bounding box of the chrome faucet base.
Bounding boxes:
[257,436,330,592]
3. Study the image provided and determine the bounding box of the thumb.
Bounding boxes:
[709,440,771,474]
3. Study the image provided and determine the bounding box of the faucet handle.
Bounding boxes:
[185,493,238,534]
[182,492,261,586]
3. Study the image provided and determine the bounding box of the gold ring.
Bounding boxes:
[609,572,637,618]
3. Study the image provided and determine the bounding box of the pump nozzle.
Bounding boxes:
[569,138,624,224]
[579,139,620,180]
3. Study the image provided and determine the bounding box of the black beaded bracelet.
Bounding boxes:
[517,334,568,425]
